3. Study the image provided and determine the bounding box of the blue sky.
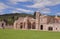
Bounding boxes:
[0,0,60,15]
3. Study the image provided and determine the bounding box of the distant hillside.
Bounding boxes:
[0,13,34,25]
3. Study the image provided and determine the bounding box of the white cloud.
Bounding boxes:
[12,10,21,13]
[0,12,4,15]
[9,0,60,6]
[40,8,51,14]
[56,12,60,15]
[9,0,30,4]
[27,0,60,8]
[50,0,60,6]
[16,8,33,12]
[12,8,34,13]
[0,3,10,15]
[8,0,60,14]
[26,0,60,14]
[0,0,60,15]
[0,3,9,10]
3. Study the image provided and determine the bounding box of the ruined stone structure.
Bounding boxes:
[0,11,60,31]
[0,21,6,29]
[0,21,13,29]
[13,11,60,31]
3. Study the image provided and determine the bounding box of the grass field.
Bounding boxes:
[0,29,60,39]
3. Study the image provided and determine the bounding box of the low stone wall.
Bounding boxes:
[5,25,13,29]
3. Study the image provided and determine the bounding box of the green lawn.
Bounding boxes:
[0,29,60,39]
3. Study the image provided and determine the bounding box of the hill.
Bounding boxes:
[0,13,34,25]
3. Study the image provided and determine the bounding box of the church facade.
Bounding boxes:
[14,12,60,31]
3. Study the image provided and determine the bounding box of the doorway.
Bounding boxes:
[32,22,35,29]
[1,23,5,29]
[20,25,23,29]
[20,23,23,29]
[40,25,43,30]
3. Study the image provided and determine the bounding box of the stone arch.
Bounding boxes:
[1,23,5,29]
[40,25,43,30]
[32,22,35,29]
[48,27,53,31]
[27,20,31,29]
[20,22,23,29]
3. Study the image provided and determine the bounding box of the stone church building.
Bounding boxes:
[14,11,60,31]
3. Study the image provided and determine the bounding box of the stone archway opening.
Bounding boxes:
[20,23,23,29]
[48,27,53,31]
[40,25,43,30]
[1,23,5,29]
[32,22,35,29]
[27,22,31,29]
[20,25,23,29]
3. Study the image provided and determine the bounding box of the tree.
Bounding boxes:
[34,12,36,19]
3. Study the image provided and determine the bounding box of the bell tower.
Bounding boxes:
[35,11,40,30]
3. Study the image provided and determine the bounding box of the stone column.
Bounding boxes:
[14,22,17,29]
[25,22,27,30]
[23,22,25,29]
[36,22,39,30]
[17,23,20,29]
[31,22,32,30]
[35,11,40,30]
